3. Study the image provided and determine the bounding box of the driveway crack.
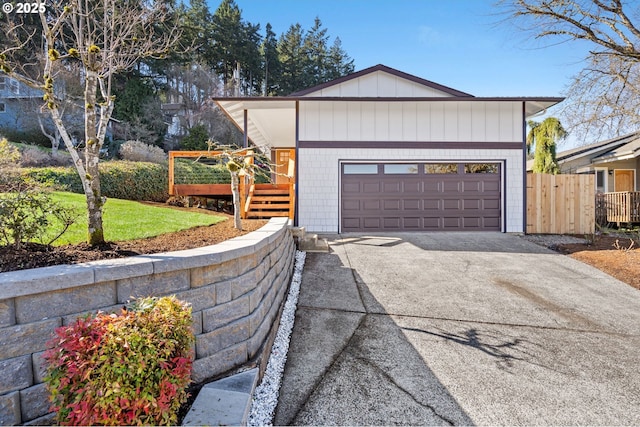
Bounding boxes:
[351,354,457,425]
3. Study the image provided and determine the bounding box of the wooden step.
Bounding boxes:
[253,189,289,196]
[252,196,290,202]
[249,204,290,210]
[247,211,291,218]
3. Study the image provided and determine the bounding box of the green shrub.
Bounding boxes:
[99,161,169,202]
[180,124,209,151]
[21,161,170,202]
[44,296,194,426]
[0,137,21,166]
[119,140,167,164]
[0,183,78,248]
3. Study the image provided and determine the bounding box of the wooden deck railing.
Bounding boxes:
[601,191,640,224]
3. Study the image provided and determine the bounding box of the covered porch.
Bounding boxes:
[597,191,640,225]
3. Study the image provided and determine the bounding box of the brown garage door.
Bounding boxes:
[341,162,501,232]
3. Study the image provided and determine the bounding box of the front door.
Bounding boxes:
[614,170,635,192]
[273,149,293,184]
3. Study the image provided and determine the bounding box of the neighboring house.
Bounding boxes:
[550,132,640,194]
[214,64,562,233]
[0,74,45,134]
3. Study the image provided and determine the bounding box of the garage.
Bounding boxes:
[341,162,501,232]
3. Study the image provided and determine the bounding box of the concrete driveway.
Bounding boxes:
[274,233,640,426]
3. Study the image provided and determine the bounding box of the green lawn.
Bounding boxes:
[44,192,226,245]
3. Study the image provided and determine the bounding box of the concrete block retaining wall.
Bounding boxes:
[0,217,296,425]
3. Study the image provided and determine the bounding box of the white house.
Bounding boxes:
[215,64,562,233]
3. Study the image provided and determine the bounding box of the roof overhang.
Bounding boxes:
[214,96,564,149]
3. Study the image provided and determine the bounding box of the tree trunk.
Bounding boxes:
[84,70,105,245]
[230,171,242,231]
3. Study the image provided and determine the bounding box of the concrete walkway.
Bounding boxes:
[275,233,640,425]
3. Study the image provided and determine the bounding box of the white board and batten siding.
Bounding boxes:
[299,101,522,143]
[303,70,454,98]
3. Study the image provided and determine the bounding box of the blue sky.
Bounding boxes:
[231,0,591,98]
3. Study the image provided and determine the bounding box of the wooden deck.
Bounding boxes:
[168,149,295,220]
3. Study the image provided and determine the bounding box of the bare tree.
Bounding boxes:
[502,0,640,140]
[0,0,180,245]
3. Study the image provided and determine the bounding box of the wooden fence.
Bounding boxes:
[526,173,595,234]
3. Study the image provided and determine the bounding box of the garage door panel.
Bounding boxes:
[401,181,422,193]
[343,200,361,211]
[443,199,461,210]
[402,217,421,228]
[341,162,501,231]
[343,182,361,193]
[363,217,381,229]
[483,181,500,192]
[362,199,381,210]
[423,217,441,229]
[383,182,401,192]
[383,217,401,228]
[483,199,500,210]
[363,182,381,193]
[443,217,462,228]
[462,198,480,210]
[383,199,401,210]
[443,181,461,193]
[343,217,361,229]
[403,199,420,210]
[423,199,441,210]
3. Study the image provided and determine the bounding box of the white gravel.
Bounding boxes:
[248,250,306,427]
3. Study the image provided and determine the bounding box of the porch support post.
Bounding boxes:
[243,109,248,148]
[294,100,299,226]
[522,101,527,234]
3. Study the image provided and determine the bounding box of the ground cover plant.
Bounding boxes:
[44,296,194,426]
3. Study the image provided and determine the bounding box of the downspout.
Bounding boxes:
[294,100,300,226]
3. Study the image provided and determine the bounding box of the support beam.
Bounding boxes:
[243,109,248,148]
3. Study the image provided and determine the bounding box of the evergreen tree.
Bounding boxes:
[529,117,567,175]
[303,17,330,87]
[262,23,281,96]
[211,0,245,92]
[276,24,306,95]
[326,37,355,80]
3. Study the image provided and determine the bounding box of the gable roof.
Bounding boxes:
[289,64,474,97]
[557,131,640,163]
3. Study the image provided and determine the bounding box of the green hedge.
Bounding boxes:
[21,161,170,202]
[20,158,272,202]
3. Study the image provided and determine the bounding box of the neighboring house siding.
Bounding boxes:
[299,101,522,143]
[298,147,524,233]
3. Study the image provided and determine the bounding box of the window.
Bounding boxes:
[465,163,499,174]
[384,164,418,174]
[0,103,5,113]
[343,164,378,174]
[424,163,458,174]
[595,168,607,193]
[8,79,18,94]
[0,77,5,91]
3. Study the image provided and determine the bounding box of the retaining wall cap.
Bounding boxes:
[0,264,95,299]
[87,256,155,283]
[0,217,289,300]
